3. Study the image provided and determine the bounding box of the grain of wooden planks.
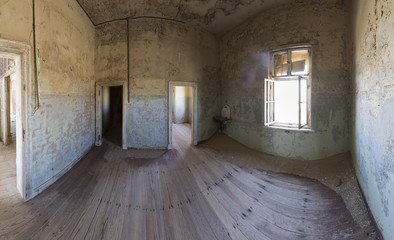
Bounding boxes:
[0,123,373,240]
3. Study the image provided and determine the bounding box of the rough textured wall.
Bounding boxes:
[76,0,293,35]
[95,20,128,83]
[128,19,220,148]
[1,0,95,198]
[220,0,352,160]
[31,0,95,193]
[95,19,220,149]
[351,0,394,238]
[0,0,32,44]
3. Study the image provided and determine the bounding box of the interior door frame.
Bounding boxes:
[0,38,31,200]
[168,81,198,149]
[95,81,128,149]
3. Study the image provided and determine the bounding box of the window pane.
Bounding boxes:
[291,49,309,75]
[274,53,287,76]
[274,80,298,124]
[300,79,307,125]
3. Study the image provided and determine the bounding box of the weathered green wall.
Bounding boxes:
[0,0,95,198]
[95,19,221,149]
[220,0,352,160]
[351,0,394,238]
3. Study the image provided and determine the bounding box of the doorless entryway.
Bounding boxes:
[0,38,31,200]
[168,82,198,149]
[96,81,128,149]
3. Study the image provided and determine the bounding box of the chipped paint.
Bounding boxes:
[351,0,394,238]
[95,20,128,83]
[129,19,220,148]
[220,0,352,160]
[77,0,292,35]
[96,18,221,149]
[0,0,95,199]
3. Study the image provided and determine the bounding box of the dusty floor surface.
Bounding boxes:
[0,123,382,239]
[201,132,382,239]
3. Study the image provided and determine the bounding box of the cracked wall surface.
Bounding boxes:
[351,0,394,238]
[0,0,95,198]
[95,18,221,149]
[77,0,291,35]
[128,19,221,148]
[32,0,95,194]
[95,21,128,84]
[219,0,352,160]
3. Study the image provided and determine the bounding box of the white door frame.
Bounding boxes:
[168,81,198,149]
[0,38,32,200]
[95,81,128,149]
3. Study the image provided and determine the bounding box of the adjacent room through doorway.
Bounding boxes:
[0,57,18,197]
[172,86,193,144]
[168,82,197,149]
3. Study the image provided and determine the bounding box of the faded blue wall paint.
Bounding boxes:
[351,0,394,238]
[29,0,96,192]
[128,19,221,149]
[220,0,352,160]
[96,19,221,149]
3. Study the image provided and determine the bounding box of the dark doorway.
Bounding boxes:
[102,86,123,147]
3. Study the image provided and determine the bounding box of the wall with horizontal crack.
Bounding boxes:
[219,0,352,160]
[351,0,394,238]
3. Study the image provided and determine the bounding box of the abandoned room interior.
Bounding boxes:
[0,0,393,239]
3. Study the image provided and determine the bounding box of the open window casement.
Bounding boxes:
[264,78,275,126]
[264,46,312,130]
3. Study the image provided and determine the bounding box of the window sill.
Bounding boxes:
[265,124,314,133]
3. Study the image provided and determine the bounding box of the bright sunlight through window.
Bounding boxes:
[265,46,311,130]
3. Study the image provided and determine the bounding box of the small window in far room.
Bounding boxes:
[264,46,311,130]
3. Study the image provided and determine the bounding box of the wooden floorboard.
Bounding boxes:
[0,123,377,240]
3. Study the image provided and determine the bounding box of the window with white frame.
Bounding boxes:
[264,46,311,130]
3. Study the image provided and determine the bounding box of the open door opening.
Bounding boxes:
[102,86,123,148]
[172,86,193,146]
[0,57,20,197]
[168,82,197,149]
[96,81,127,150]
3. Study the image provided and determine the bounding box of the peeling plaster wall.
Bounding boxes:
[220,0,352,160]
[95,19,220,149]
[0,0,33,44]
[129,19,220,148]
[77,0,294,36]
[128,19,220,148]
[0,0,95,198]
[351,0,394,238]
[31,0,95,193]
[95,20,128,83]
